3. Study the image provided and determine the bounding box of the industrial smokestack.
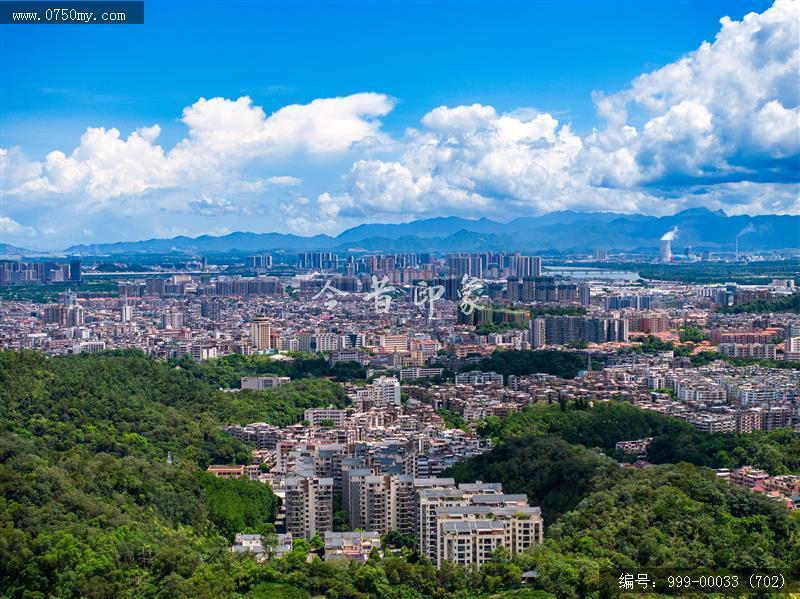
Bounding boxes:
[735,223,756,261]
[659,239,672,263]
[659,227,678,262]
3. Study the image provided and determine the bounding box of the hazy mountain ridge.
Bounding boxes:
[0,243,36,255]
[62,208,800,255]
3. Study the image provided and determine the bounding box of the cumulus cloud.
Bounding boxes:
[319,105,651,221]
[317,0,800,223]
[0,216,36,235]
[3,93,394,203]
[187,195,236,215]
[1,1,798,244]
[594,0,799,181]
[265,175,302,187]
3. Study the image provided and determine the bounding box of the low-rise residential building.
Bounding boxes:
[324,531,382,562]
[241,375,291,390]
[206,465,245,478]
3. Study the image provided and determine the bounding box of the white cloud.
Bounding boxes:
[594,0,800,180]
[323,104,646,221]
[187,194,236,215]
[265,175,302,187]
[1,1,798,244]
[315,0,800,224]
[3,93,393,203]
[0,216,35,235]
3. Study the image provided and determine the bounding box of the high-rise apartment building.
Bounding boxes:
[436,505,543,567]
[285,476,334,540]
[509,254,542,278]
[579,283,591,307]
[521,277,536,302]
[297,252,338,270]
[250,316,271,350]
[161,311,184,329]
[530,317,546,348]
[417,488,468,559]
[120,304,133,322]
[353,376,402,409]
[246,255,273,269]
[447,255,482,278]
[785,337,800,361]
[506,277,520,302]
[532,315,629,345]
[68,260,82,283]
[145,278,166,298]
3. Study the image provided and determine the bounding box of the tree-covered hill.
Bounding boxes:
[471,350,591,380]
[0,350,342,597]
[174,352,367,389]
[443,400,800,595]
[444,435,623,523]
[718,293,800,314]
[518,464,800,597]
[479,402,800,474]
[1,350,798,598]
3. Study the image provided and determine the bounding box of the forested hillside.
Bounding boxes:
[472,350,590,380]
[0,350,334,597]
[446,403,800,594]
[478,402,800,474]
[1,351,798,598]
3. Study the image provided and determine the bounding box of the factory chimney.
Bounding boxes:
[659,227,678,263]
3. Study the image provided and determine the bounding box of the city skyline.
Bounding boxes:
[1,0,798,250]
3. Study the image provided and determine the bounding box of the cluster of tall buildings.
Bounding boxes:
[290,252,545,283]
[0,259,81,285]
[43,292,85,327]
[297,252,339,270]
[283,473,543,566]
[246,255,273,269]
[505,276,577,303]
[530,315,629,347]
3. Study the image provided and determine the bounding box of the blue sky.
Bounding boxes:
[1,0,797,249]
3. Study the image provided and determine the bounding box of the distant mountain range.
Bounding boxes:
[62,208,800,255]
[0,243,34,255]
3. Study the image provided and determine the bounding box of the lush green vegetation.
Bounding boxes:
[172,353,367,389]
[621,334,695,357]
[447,402,800,595]
[0,350,281,597]
[437,408,470,432]
[678,325,708,343]
[719,293,800,314]
[528,306,586,317]
[215,380,346,427]
[446,435,622,523]
[530,463,800,595]
[690,351,800,371]
[0,281,118,303]
[2,350,799,598]
[471,350,591,380]
[474,322,527,335]
[478,401,800,475]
